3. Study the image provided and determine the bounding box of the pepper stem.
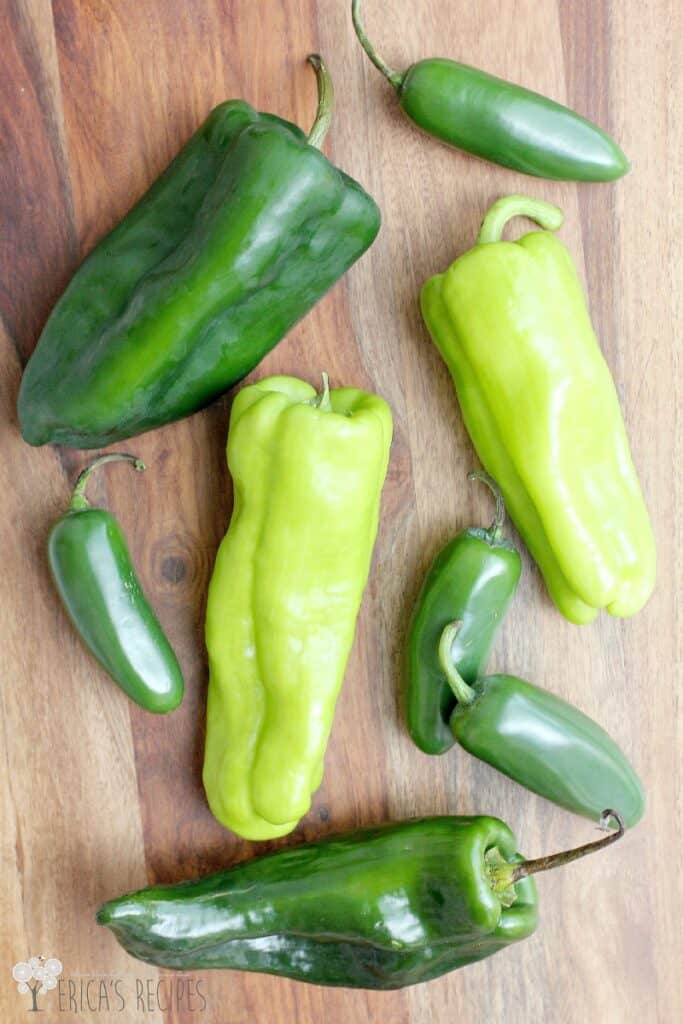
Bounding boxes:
[487,811,626,900]
[311,372,332,412]
[307,55,334,149]
[69,453,145,512]
[351,0,403,90]
[438,622,476,705]
[477,195,564,246]
[468,470,507,540]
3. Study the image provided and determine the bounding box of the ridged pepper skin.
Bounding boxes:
[421,195,656,624]
[405,474,521,755]
[97,816,538,989]
[48,455,184,713]
[351,2,629,181]
[450,674,644,828]
[18,60,380,449]
[203,375,392,840]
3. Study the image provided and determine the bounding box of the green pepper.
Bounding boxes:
[440,623,644,826]
[18,57,380,449]
[351,1,629,181]
[406,472,521,755]
[47,454,184,713]
[97,811,625,989]
[421,195,656,624]
[203,374,392,841]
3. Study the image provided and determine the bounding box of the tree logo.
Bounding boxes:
[11,956,62,1012]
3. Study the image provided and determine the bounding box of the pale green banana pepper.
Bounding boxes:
[204,375,392,840]
[421,195,655,624]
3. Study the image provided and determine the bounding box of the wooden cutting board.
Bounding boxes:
[1,1,680,1021]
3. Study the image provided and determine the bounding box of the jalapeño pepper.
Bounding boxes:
[441,623,644,827]
[97,812,625,989]
[47,454,184,713]
[406,473,520,755]
[351,1,629,181]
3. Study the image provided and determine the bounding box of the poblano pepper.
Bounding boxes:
[421,195,656,624]
[406,472,521,755]
[18,57,380,448]
[204,374,392,841]
[97,812,625,989]
[440,623,644,827]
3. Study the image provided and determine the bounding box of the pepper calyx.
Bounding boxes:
[487,811,626,900]
[485,847,518,908]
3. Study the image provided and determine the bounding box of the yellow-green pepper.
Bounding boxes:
[204,375,392,840]
[421,195,656,624]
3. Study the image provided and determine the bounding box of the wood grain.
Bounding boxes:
[1,1,680,1021]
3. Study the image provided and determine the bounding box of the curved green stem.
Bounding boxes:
[477,195,564,245]
[487,811,626,901]
[69,453,145,512]
[438,622,476,705]
[307,55,334,149]
[468,470,507,540]
[312,371,332,412]
[351,0,403,90]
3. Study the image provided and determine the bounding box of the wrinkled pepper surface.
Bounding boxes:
[440,624,644,826]
[18,57,380,449]
[406,472,520,755]
[48,455,184,713]
[421,195,656,624]
[97,813,625,989]
[204,375,392,840]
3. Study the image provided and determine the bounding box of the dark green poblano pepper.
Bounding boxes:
[18,57,380,448]
[97,813,625,989]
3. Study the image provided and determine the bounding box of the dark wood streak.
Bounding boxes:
[0,0,78,361]
[557,0,658,1009]
[557,0,622,377]
[0,0,84,579]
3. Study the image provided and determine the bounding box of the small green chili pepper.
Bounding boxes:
[351,1,629,181]
[97,811,625,989]
[440,623,644,826]
[406,472,521,756]
[48,454,184,713]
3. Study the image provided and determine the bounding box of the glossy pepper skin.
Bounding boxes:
[97,815,538,989]
[18,57,380,449]
[440,625,644,826]
[406,473,521,755]
[421,195,656,624]
[47,455,184,713]
[351,2,629,181]
[204,375,392,840]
